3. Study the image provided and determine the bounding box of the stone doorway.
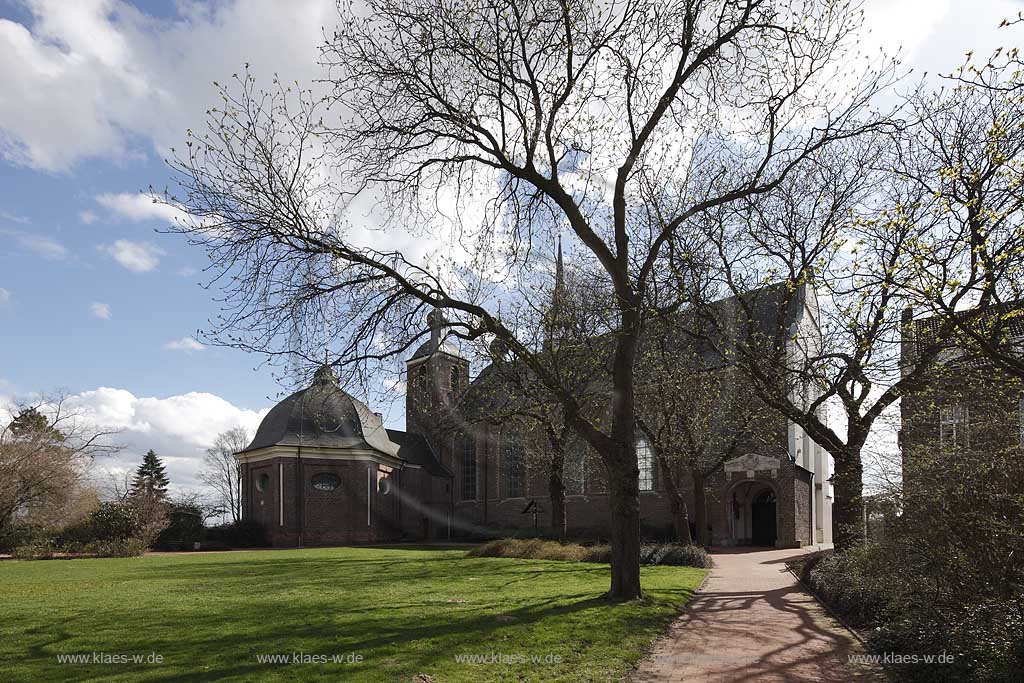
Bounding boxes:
[751,490,777,546]
[726,479,779,547]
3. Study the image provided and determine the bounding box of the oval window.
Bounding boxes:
[311,473,341,491]
[379,477,393,495]
[255,473,270,492]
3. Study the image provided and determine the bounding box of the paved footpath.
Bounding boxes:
[633,547,887,683]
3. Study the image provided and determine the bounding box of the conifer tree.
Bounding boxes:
[131,450,170,499]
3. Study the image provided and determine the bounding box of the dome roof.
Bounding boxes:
[238,365,400,457]
[409,338,464,360]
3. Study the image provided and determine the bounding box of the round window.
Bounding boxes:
[255,473,270,492]
[311,473,341,491]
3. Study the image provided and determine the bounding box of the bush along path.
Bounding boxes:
[632,547,887,683]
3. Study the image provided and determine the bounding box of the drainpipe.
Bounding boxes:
[808,471,815,547]
[296,443,303,548]
[483,428,490,524]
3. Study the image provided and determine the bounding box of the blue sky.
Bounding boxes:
[0,0,1021,492]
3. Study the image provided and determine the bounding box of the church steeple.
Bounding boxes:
[555,234,565,296]
[545,235,568,351]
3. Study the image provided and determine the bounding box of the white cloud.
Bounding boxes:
[0,0,336,172]
[0,287,10,305]
[90,301,111,319]
[177,265,198,277]
[163,336,204,353]
[0,209,30,224]
[862,0,951,59]
[79,210,98,224]
[96,192,187,223]
[99,239,164,272]
[1,228,69,261]
[64,386,269,492]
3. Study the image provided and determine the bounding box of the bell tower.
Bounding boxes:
[405,309,470,443]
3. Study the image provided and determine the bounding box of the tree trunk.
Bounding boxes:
[693,472,708,547]
[605,302,643,601]
[549,449,567,540]
[233,464,242,522]
[658,455,691,544]
[607,463,642,600]
[831,447,864,551]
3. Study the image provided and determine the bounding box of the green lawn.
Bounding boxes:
[0,546,705,682]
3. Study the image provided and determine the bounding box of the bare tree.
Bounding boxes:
[200,427,251,523]
[165,0,895,598]
[888,47,1024,378]
[636,314,776,544]
[681,131,971,549]
[0,392,118,531]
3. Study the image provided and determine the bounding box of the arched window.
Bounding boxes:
[450,365,460,391]
[504,439,525,498]
[461,437,477,501]
[637,439,654,492]
[564,448,586,495]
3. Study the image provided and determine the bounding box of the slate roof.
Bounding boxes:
[237,365,451,478]
[409,339,464,361]
[908,301,1024,358]
[237,365,400,458]
[385,429,453,478]
[461,280,809,400]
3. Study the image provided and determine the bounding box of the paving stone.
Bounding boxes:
[633,548,887,683]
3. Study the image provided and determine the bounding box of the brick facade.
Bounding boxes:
[237,287,834,548]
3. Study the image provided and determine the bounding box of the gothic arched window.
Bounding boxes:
[504,439,525,498]
[637,439,654,492]
[564,448,586,495]
[460,437,477,501]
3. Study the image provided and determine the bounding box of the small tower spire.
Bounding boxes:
[545,235,567,352]
[555,234,564,299]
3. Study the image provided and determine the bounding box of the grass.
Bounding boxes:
[0,545,705,682]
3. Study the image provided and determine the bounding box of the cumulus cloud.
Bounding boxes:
[65,387,268,492]
[95,192,187,223]
[163,336,204,353]
[0,0,336,172]
[0,287,10,305]
[99,239,164,272]
[78,210,98,224]
[90,301,111,319]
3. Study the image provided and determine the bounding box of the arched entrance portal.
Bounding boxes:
[751,490,777,547]
[727,480,779,547]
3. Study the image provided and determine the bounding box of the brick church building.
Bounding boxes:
[236,285,834,548]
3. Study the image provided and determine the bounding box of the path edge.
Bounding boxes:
[629,566,713,681]
[785,563,894,682]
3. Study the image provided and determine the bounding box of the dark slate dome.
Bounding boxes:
[238,365,400,457]
[409,338,464,360]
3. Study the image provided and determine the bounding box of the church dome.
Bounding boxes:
[409,338,464,360]
[238,365,400,457]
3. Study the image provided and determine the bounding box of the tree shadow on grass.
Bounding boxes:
[12,590,679,683]
[4,550,699,683]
